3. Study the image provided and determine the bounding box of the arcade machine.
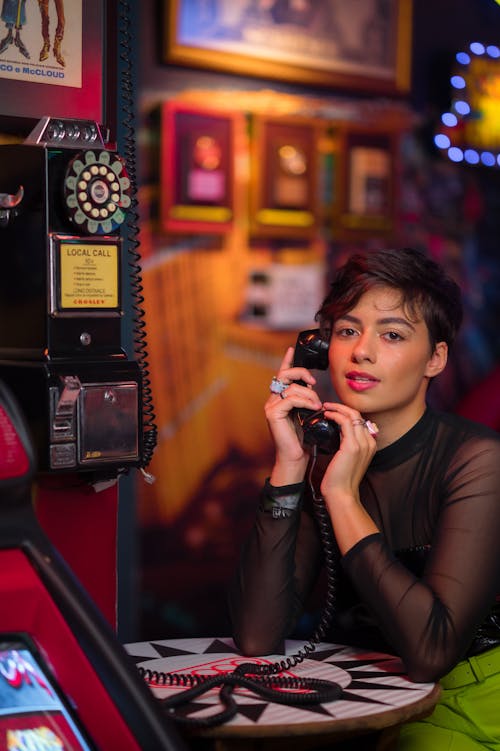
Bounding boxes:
[0,378,184,749]
[0,118,185,748]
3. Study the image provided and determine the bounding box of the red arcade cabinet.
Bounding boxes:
[0,379,184,749]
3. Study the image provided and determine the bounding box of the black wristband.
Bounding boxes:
[259,478,304,518]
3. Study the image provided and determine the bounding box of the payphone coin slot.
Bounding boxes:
[50,391,76,442]
[49,375,81,443]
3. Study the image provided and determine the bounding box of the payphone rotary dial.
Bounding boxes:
[64,150,131,235]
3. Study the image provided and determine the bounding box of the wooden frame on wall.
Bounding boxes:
[250,115,321,238]
[164,0,413,95]
[160,101,237,234]
[335,127,398,235]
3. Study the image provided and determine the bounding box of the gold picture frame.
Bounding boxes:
[249,115,321,237]
[160,101,238,233]
[335,127,398,235]
[164,0,412,95]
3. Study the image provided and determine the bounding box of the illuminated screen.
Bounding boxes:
[0,637,94,751]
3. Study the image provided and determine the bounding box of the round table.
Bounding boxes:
[125,637,441,749]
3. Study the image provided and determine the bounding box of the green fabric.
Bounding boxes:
[396,656,500,750]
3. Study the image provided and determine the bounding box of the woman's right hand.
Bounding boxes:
[265,347,323,485]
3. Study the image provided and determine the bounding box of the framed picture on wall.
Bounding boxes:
[164,0,412,95]
[0,0,117,137]
[336,128,397,234]
[160,101,237,233]
[250,115,320,237]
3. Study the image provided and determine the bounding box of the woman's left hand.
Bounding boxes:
[319,403,378,504]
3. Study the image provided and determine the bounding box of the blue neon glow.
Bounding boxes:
[434,134,451,149]
[448,147,464,162]
[470,42,485,55]
[480,152,496,166]
[486,45,500,58]
[454,100,471,115]
[438,42,500,168]
[442,113,458,126]
[464,149,480,164]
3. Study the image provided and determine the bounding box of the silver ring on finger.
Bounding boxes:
[270,376,288,395]
[351,418,379,436]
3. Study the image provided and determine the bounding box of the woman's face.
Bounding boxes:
[328,285,447,430]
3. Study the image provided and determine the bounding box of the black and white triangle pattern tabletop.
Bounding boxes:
[125,637,438,731]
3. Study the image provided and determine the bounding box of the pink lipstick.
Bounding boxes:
[345,371,380,392]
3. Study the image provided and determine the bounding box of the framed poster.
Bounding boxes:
[0,0,116,136]
[160,101,237,233]
[250,115,320,237]
[336,128,397,234]
[164,0,413,95]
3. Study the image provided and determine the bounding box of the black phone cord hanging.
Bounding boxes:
[138,448,342,729]
[117,0,158,474]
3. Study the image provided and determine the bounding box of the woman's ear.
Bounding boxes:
[425,341,448,378]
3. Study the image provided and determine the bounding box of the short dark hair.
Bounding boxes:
[316,247,463,350]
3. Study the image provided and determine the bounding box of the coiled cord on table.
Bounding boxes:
[138,448,342,728]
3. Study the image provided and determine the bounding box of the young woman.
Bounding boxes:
[229,247,500,749]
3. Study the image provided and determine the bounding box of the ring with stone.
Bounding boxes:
[352,418,378,436]
[270,377,288,395]
[365,420,379,436]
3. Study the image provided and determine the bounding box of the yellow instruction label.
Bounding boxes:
[59,243,119,309]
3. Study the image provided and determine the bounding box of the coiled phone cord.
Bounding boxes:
[117,0,158,474]
[138,448,342,728]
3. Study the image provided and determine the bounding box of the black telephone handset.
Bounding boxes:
[292,329,341,455]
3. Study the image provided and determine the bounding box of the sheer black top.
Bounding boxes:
[229,409,500,682]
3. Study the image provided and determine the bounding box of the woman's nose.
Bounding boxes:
[351,333,376,362]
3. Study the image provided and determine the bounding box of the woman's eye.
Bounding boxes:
[383,331,404,341]
[335,327,358,337]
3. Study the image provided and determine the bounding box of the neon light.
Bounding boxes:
[434,134,450,149]
[454,100,470,115]
[451,75,466,89]
[470,42,486,55]
[464,149,480,164]
[486,45,500,58]
[436,42,500,167]
[448,147,464,162]
[480,151,496,166]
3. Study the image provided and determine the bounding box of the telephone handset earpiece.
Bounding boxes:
[292,329,340,455]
